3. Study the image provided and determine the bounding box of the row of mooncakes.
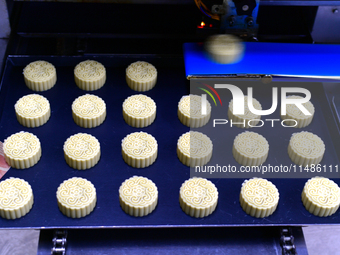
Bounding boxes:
[1,176,338,220]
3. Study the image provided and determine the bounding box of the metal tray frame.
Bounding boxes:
[0,55,340,229]
[38,227,308,255]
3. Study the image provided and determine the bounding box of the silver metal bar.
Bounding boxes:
[0,0,10,39]
[14,0,193,3]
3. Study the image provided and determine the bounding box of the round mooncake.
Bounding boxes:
[121,132,158,168]
[122,94,156,128]
[119,176,158,217]
[15,94,51,128]
[23,60,57,91]
[177,131,213,167]
[3,131,41,169]
[288,131,325,167]
[232,131,269,166]
[72,94,106,128]
[57,177,97,218]
[302,177,340,217]
[0,178,34,219]
[178,95,211,128]
[63,133,101,170]
[179,177,218,218]
[74,60,106,91]
[240,178,279,218]
[204,34,245,64]
[126,61,157,92]
[228,96,262,129]
[281,95,315,128]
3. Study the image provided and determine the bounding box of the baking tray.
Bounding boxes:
[0,55,340,229]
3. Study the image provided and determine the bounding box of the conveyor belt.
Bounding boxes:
[184,42,340,79]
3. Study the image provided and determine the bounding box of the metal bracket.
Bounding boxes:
[186,74,272,83]
[280,228,297,255]
[51,230,68,255]
[212,5,227,15]
[216,0,260,38]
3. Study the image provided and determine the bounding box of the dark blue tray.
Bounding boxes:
[0,55,340,229]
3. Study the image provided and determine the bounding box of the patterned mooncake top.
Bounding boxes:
[178,95,211,118]
[57,177,96,209]
[72,94,106,118]
[64,133,100,160]
[241,178,279,209]
[122,132,157,158]
[229,96,262,120]
[233,131,269,158]
[15,94,50,118]
[177,131,213,158]
[74,60,106,81]
[123,94,156,118]
[289,132,325,158]
[119,176,158,207]
[282,95,315,119]
[180,177,218,208]
[126,61,157,82]
[23,61,56,82]
[0,178,33,210]
[303,177,340,207]
[4,132,41,159]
